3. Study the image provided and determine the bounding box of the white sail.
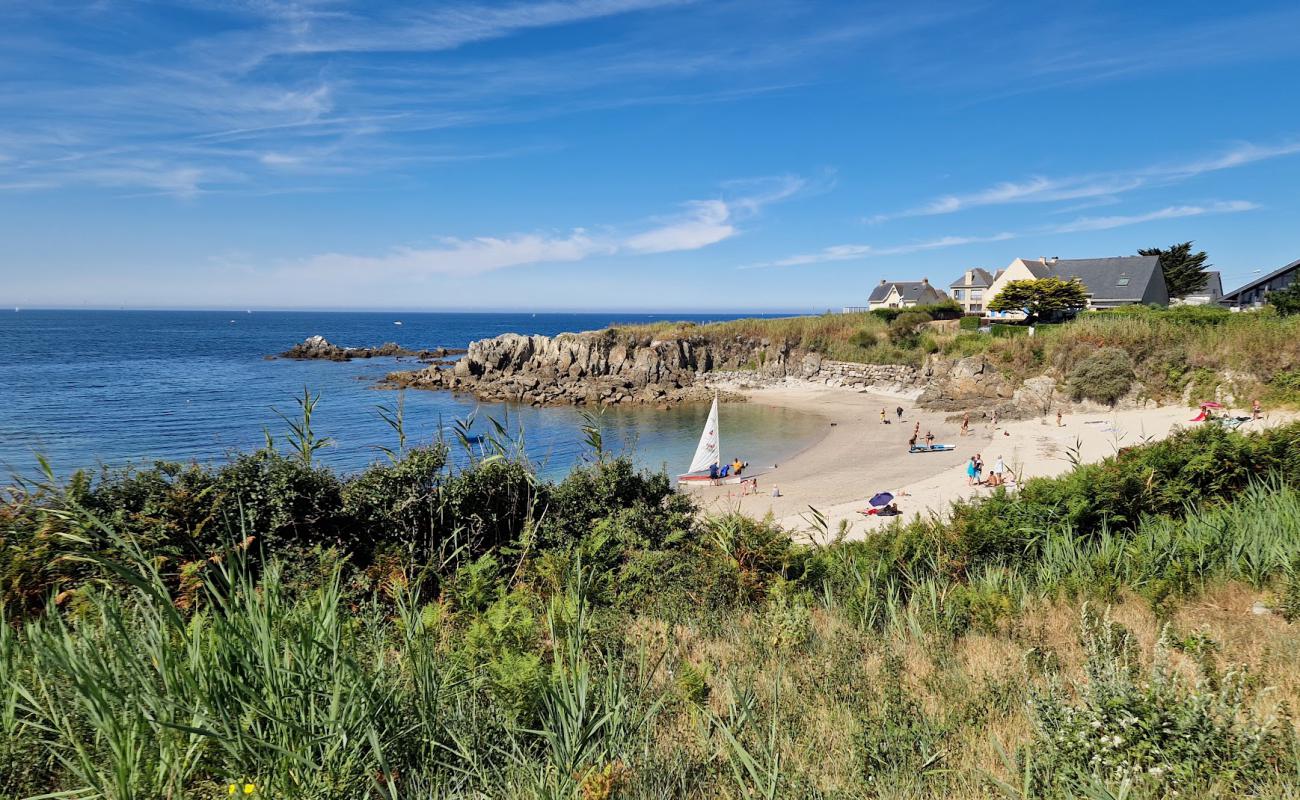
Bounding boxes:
[688,395,721,473]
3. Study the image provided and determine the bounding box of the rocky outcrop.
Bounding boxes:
[916,355,1017,411]
[383,329,1071,412]
[385,331,729,405]
[383,329,936,406]
[277,335,465,362]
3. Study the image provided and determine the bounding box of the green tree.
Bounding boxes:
[1267,280,1300,316]
[1139,241,1210,299]
[987,277,1089,325]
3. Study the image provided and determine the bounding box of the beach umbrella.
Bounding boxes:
[1200,401,1224,408]
[869,492,894,507]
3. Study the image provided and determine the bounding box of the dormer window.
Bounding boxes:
[1116,277,1131,286]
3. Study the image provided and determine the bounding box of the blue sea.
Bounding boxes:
[0,310,827,482]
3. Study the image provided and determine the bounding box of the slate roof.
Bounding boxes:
[870,281,945,303]
[949,268,994,288]
[1018,256,1163,303]
[1222,259,1300,300]
[1191,271,1223,298]
[867,282,894,302]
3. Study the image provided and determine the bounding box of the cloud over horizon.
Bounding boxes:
[748,200,1259,270]
[296,176,805,278]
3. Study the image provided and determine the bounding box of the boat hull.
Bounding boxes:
[677,471,764,485]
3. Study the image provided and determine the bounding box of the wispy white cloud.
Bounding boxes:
[869,140,1300,223]
[297,176,804,277]
[742,232,1015,269]
[0,2,929,197]
[1047,201,1259,234]
[305,230,611,278]
[750,200,1257,270]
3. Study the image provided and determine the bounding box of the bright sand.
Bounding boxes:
[683,382,1297,542]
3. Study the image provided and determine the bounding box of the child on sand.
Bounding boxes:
[960,412,970,436]
[1056,409,1063,427]
[880,408,887,424]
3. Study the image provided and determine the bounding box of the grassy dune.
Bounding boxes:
[613,306,1300,405]
[3,419,1300,798]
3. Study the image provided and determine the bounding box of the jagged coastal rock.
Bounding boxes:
[383,329,953,406]
[277,335,465,362]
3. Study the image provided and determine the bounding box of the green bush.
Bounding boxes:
[1067,346,1134,405]
[1021,605,1292,796]
[958,315,981,331]
[990,323,1027,338]
[888,311,932,345]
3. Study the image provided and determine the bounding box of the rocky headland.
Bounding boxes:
[276,335,466,362]
[380,327,1065,414]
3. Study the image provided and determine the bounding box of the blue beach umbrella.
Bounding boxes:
[869,492,894,507]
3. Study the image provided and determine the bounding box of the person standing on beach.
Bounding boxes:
[960,412,970,437]
[908,433,917,451]
[913,420,921,438]
[896,406,904,421]
[974,453,984,484]
[1056,409,1063,427]
[880,408,887,424]
[991,408,999,428]
[991,455,1006,486]
[925,430,935,447]
[966,456,977,486]
[1253,398,1262,420]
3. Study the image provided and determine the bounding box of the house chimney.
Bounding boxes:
[965,269,973,283]
[921,277,929,284]
[879,279,888,285]
[1039,256,1047,265]
[1049,256,1059,265]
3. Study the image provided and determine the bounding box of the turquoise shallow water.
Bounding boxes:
[0,310,827,481]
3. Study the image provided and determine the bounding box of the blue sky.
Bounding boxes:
[3,0,1300,311]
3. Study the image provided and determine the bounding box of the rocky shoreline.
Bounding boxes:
[275,335,466,362]
[377,327,1068,415]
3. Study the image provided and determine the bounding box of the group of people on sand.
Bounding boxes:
[907,420,936,451]
[879,405,905,425]
[707,457,748,482]
[967,453,1010,487]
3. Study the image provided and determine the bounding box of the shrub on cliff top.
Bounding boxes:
[1067,347,1134,406]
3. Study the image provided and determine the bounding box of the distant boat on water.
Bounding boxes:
[394,320,403,326]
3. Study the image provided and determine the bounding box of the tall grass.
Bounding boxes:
[5,417,1300,798]
[608,307,1300,404]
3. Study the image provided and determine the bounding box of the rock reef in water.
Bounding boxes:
[277,335,466,362]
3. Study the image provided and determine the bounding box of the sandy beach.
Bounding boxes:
[683,382,1297,542]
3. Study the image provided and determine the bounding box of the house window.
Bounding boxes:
[1116,277,1131,286]
[970,304,982,312]
[971,289,983,300]
[953,289,963,300]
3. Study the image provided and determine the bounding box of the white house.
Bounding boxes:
[866,278,949,311]
[984,256,1169,320]
[948,268,997,315]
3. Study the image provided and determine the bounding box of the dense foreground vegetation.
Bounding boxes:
[3,419,1300,798]
[615,305,1300,406]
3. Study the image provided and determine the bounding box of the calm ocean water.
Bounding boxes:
[0,310,827,481]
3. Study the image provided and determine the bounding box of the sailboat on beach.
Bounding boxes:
[676,395,759,485]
